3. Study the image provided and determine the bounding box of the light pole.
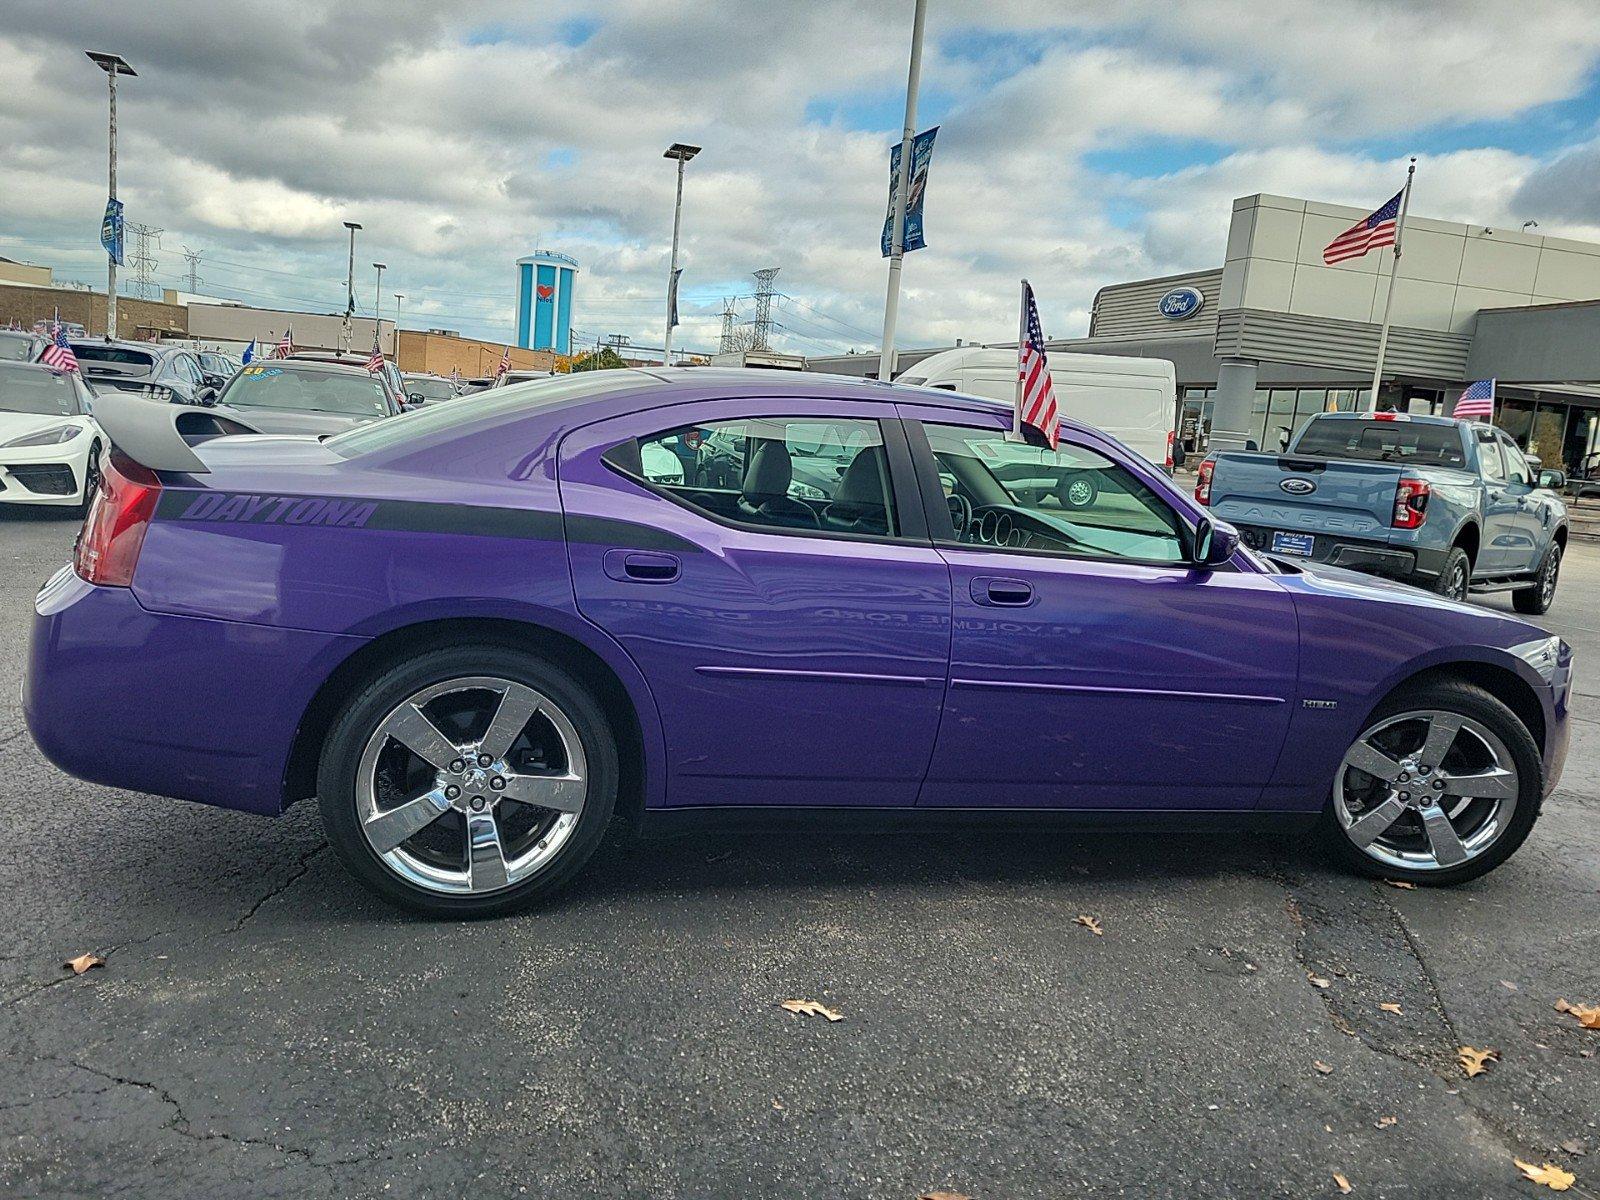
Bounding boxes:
[341,221,362,351]
[393,293,404,361]
[86,52,136,339]
[877,0,927,381]
[372,262,386,351]
[662,142,700,367]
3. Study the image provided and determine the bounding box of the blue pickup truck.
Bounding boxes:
[1198,412,1568,613]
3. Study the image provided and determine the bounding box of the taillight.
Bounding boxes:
[74,451,161,587]
[1164,429,1175,470]
[1195,457,1215,505]
[1392,476,1430,529]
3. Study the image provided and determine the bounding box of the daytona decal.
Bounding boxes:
[176,492,379,527]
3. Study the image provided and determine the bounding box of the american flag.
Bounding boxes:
[272,328,294,359]
[1454,378,1495,420]
[1324,191,1403,265]
[41,322,79,373]
[1017,281,1060,448]
[496,346,511,377]
[366,350,384,374]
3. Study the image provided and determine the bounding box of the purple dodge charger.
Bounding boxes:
[25,370,1573,915]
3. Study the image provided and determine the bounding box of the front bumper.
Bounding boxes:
[24,567,365,816]
[0,448,85,506]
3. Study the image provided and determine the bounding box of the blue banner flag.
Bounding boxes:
[241,338,257,365]
[100,198,125,265]
[881,126,938,257]
[668,268,683,329]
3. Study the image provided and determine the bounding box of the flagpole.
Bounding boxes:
[1367,157,1416,411]
[877,0,928,383]
[1011,279,1027,442]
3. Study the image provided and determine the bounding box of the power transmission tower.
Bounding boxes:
[128,224,162,300]
[751,268,779,350]
[181,246,203,295]
[718,298,739,354]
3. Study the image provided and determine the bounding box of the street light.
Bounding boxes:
[393,293,404,360]
[662,142,700,367]
[86,52,136,339]
[878,0,927,381]
[372,262,386,351]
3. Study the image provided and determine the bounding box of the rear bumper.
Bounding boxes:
[1236,524,1440,581]
[24,567,363,816]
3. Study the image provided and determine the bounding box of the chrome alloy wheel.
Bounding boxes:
[1333,709,1519,872]
[1540,546,1561,606]
[355,676,587,895]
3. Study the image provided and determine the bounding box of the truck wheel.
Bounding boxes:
[1055,471,1098,510]
[1428,547,1470,602]
[1512,542,1561,615]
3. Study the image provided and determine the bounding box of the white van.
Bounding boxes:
[895,347,1177,467]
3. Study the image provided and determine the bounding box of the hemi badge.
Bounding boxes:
[1302,699,1338,710]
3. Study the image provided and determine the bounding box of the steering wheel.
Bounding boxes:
[946,492,972,539]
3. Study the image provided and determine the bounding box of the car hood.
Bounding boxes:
[214,406,374,436]
[0,411,92,442]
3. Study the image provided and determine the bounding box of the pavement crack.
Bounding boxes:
[222,843,327,934]
[1372,887,1461,1045]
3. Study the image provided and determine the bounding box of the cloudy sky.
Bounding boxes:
[5,1,1600,357]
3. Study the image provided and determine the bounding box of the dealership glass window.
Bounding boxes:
[1497,398,1535,449]
[1530,407,1566,469]
[1179,388,1213,455]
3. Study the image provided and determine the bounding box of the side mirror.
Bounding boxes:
[1538,468,1567,490]
[1192,515,1241,567]
[194,386,219,406]
[202,372,226,388]
[407,391,424,404]
[1276,428,1291,451]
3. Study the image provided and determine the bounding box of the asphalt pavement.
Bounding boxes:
[1,507,1596,1199]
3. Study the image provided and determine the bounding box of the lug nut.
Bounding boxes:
[478,753,493,768]
[470,796,486,812]
[445,785,460,799]
[449,759,464,773]
[1397,772,1409,782]
[1433,779,1445,790]
[1399,791,1410,801]
[490,777,506,791]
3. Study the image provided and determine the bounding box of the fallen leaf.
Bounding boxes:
[1502,980,1520,991]
[918,1193,973,1200]
[1383,879,1416,889]
[1376,1116,1397,1129]
[1333,1171,1353,1193]
[1515,1159,1577,1191]
[1313,1060,1334,1075]
[1458,1046,1499,1077]
[1561,1140,1587,1157]
[62,954,103,976]
[1074,915,1103,936]
[1554,999,1600,1030]
[1308,973,1332,989]
[1379,1002,1404,1015]
[779,999,844,1023]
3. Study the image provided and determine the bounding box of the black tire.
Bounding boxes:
[77,442,102,517]
[1055,471,1099,510]
[1512,541,1561,615]
[1427,546,1470,601]
[1317,680,1543,886]
[317,644,619,917]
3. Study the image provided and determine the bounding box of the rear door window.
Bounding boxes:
[1476,430,1507,482]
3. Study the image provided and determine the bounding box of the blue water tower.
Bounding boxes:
[515,251,578,354]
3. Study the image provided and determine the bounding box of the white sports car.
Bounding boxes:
[0,361,104,512]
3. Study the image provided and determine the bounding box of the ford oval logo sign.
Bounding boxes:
[1280,477,1317,496]
[1157,286,1205,321]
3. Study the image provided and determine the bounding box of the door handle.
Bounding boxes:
[972,576,1034,606]
[602,549,680,584]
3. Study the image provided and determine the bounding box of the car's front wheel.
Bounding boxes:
[318,645,618,916]
[1319,681,1542,885]
[1428,546,1470,601]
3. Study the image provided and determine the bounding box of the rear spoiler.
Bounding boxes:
[89,394,261,474]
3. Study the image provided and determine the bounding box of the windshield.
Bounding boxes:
[405,378,456,400]
[71,345,155,375]
[0,332,38,362]
[0,363,84,416]
[1293,417,1466,467]
[219,364,391,417]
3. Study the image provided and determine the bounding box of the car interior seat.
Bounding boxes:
[822,447,892,535]
[737,440,820,529]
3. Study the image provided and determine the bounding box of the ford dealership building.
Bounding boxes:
[811,192,1600,479]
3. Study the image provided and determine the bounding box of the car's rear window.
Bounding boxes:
[327,371,650,456]
[71,345,155,375]
[1292,417,1465,467]
[0,332,38,361]
[220,364,391,417]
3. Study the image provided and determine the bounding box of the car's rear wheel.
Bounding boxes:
[1512,542,1560,615]
[1055,471,1099,510]
[1319,681,1541,885]
[318,645,618,916]
[77,441,102,517]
